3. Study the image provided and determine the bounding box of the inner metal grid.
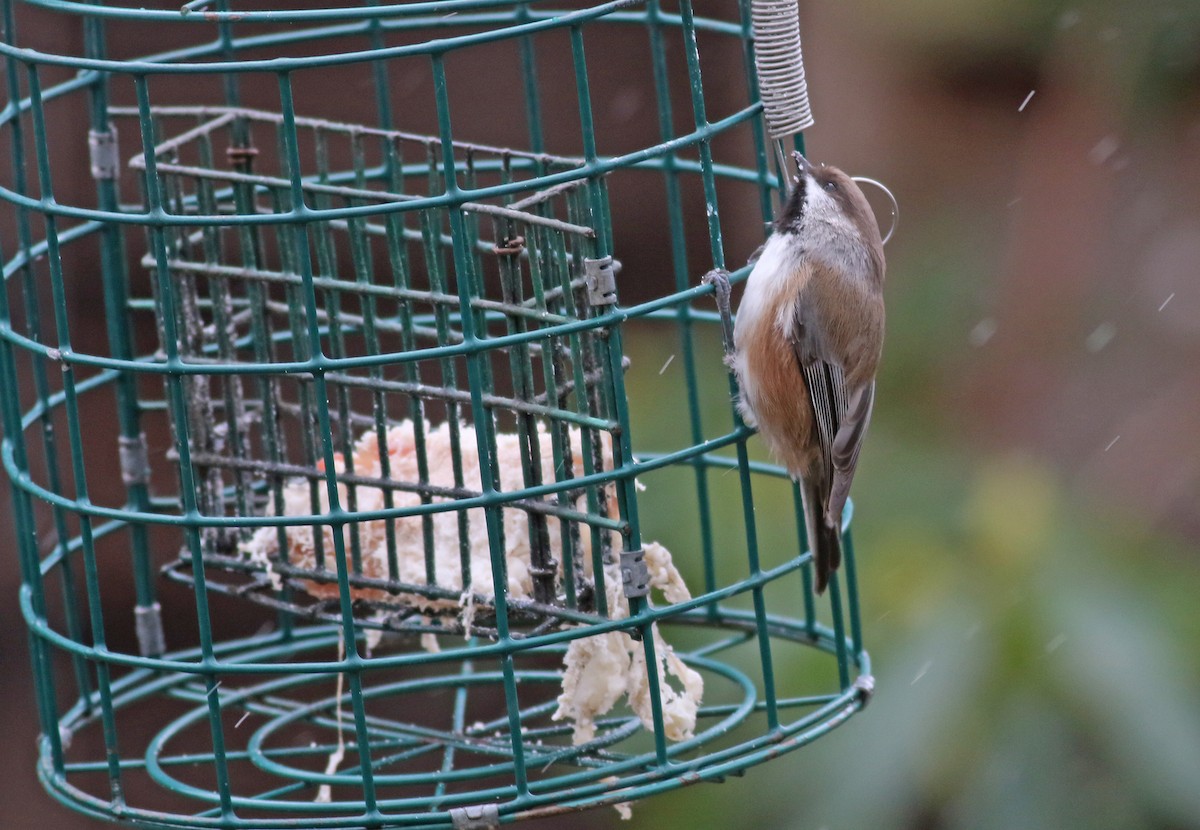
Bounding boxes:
[114,104,621,635]
[0,0,873,827]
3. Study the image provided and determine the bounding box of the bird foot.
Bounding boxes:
[701,268,735,354]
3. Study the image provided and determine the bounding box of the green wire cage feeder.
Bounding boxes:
[0,0,873,826]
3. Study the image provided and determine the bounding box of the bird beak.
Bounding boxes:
[791,151,814,177]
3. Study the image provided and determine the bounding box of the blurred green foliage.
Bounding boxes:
[620,321,1200,830]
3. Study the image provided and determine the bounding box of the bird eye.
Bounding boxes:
[823,181,838,192]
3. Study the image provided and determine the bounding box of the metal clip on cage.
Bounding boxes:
[0,0,870,827]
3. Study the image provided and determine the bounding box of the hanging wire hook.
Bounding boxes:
[850,176,899,245]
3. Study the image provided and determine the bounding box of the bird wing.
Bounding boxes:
[798,357,844,481]
[827,380,874,527]
[792,295,875,530]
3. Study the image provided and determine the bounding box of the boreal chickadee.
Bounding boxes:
[730,152,886,594]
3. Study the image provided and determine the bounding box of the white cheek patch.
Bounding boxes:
[804,179,834,219]
[803,176,853,233]
[800,174,872,280]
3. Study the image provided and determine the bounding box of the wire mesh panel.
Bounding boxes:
[0,1,872,827]
[123,104,619,633]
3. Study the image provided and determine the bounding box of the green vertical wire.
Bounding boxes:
[276,70,381,821]
[430,50,530,798]
[133,74,238,820]
[576,185,613,615]
[270,123,330,574]
[381,139,441,586]
[27,64,127,807]
[165,150,215,556]
[194,119,254,543]
[0,3,66,766]
[792,131,807,160]
[230,116,296,641]
[214,0,296,637]
[568,22,673,767]
[827,568,851,690]
[492,200,554,606]
[270,194,326,572]
[82,7,161,653]
[565,34,622,573]
[514,2,545,158]
[427,141,473,596]
[215,0,247,145]
[792,486,817,637]
[349,130,401,580]
[645,0,719,612]
[522,215,580,608]
[678,0,780,731]
[362,3,402,584]
[463,150,485,292]
[496,213,554,605]
[568,28,607,263]
[461,157,494,400]
[422,144,471,591]
[6,10,95,736]
[418,156,451,585]
[549,193,608,617]
[459,121,515,799]
[312,129,366,577]
[842,526,864,660]
[366,0,394,132]
[539,216,590,609]
[511,20,577,606]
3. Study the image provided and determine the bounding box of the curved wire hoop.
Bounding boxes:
[851,176,900,245]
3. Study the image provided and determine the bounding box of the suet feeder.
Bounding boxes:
[0,0,872,827]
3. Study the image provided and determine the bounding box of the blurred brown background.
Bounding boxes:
[3,0,1200,828]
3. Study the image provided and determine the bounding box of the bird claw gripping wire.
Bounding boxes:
[702,268,736,357]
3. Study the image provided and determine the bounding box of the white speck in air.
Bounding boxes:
[1104,435,1120,452]
[969,318,997,347]
[1018,90,1036,112]
[1089,136,1120,166]
[1159,292,1175,311]
[911,660,933,685]
[659,354,675,375]
[1085,322,1116,352]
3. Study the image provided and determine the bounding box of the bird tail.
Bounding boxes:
[799,475,842,595]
